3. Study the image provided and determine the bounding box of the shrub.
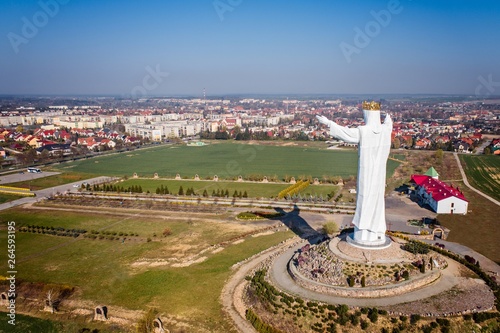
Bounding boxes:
[464,255,476,265]
[337,304,349,315]
[403,240,430,254]
[436,318,450,327]
[322,221,338,235]
[410,314,421,324]
[421,325,433,333]
[368,309,378,323]
[245,308,284,333]
[350,314,359,326]
[472,312,499,323]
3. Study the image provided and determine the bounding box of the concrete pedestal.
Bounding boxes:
[347,227,391,249]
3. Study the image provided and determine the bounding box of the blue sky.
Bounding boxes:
[1,0,499,96]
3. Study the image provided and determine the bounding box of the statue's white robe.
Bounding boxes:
[329,114,392,243]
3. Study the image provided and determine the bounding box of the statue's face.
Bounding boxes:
[363,109,381,125]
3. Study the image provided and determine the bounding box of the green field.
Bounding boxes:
[390,153,406,161]
[0,311,113,333]
[51,142,400,180]
[0,312,59,333]
[115,179,339,199]
[460,154,500,201]
[0,208,294,332]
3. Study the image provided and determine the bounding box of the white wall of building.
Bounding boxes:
[436,196,468,215]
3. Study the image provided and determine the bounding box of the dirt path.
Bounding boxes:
[220,236,299,333]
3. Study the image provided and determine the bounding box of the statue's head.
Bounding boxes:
[362,101,382,132]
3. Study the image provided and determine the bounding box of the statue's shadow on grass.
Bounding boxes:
[274,205,323,244]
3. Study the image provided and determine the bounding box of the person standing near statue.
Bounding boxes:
[317,101,393,247]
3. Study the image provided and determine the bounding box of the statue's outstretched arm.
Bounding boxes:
[384,113,393,126]
[316,115,359,143]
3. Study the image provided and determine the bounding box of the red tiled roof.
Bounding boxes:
[411,175,468,202]
[410,175,429,186]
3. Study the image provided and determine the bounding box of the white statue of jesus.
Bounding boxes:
[317,101,393,247]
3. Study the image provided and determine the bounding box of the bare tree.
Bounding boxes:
[45,289,60,313]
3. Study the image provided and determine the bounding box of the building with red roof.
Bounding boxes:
[410,168,468,215]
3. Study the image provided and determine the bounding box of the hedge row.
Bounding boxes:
[277,181,310,199]
[245,308,284,333]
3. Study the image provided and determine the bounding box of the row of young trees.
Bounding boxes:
[155,185,249,198]
[90,182,252,199]
[19,225,85,238]
[93,184,143,193]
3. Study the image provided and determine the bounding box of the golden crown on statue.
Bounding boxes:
[362,101,381,111]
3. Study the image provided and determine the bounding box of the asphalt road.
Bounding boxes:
[0,176,114,211]
[0,171,61,185]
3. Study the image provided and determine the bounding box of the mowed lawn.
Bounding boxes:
[115,179,340,198]
[0,208,294,332]
[52,142,400,180]
[460,154,500,201]
[0,193,25,203]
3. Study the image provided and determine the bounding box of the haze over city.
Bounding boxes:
[1,0,499,96]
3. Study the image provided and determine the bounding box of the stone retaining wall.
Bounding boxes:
[288,258,441,298]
